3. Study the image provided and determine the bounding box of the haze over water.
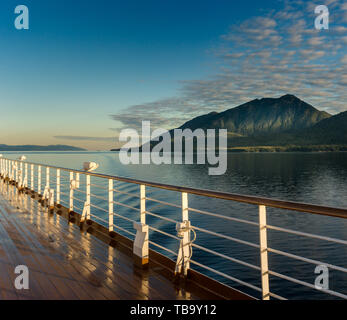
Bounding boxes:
[3,151,347,299]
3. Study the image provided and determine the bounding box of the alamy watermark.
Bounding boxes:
[314,265,329,290]
[12,4,329,32]
[118,121,227,175]
[14,5,29,30]
[315,5,329,30]
[14,265,29,290]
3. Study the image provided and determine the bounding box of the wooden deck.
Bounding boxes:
[0,182,212,300]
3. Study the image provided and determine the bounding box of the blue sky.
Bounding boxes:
[0,0,346,149]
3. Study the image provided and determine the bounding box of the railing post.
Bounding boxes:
[30,164,34,190]
[76,173,80,188]
[86,175,90,220]
[182,192,188,221]
[19,161,23,187]
[69,172,74,212]
[15,161,18,183]
[259,205,270,300]
[133,184,149,267]
[38,165,41,194]
[43,167,50,200]
[175,192,191,276]
[140,184,146,224]
[48,189,55,209]
[56,169,60,204]
[81,174,90,223]
[12,160,14,180]
[46,167,50,189]
[24,163,28,188]
[108,179,113,232]
[9,160,12,179]
[11,160,14,180]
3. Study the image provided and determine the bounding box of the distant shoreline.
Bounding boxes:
[110,145,347,153]
[0,144,85,151]
[227,145,347,152]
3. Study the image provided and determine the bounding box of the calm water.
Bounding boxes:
[3,151,347,299]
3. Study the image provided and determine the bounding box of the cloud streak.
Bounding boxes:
[54,135,116,142]
[111,0,347,132]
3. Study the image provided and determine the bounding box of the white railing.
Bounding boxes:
[0,156,347,300]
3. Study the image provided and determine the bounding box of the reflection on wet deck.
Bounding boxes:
[0,182,203,300]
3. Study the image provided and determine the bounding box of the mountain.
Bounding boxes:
[144,94,347,151]
[300,111,347,145]
[179,94,331,135]
[224,109,347,148]
[0,144,86,151]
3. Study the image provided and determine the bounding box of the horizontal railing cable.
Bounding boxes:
[267,224,347,246]
[4,157,347,218]
[190,259,262,293]
[148,225,180,241]
[149,240,178,256]
[192,243,260,271]
[268,270,347,300]
[268,247,347,273]
[189,206,259,226]
[1,157,347,301]
[145,210,179,224]
[145,196,182,209]
[192,225,260,248]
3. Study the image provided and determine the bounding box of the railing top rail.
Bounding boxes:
[2,157,347,219]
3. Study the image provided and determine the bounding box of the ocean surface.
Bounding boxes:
[2,151,347,299]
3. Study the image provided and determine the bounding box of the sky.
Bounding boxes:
[0,0,346,150]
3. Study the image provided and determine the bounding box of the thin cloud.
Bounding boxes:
[54,135,116,142]
[110,0,347,131]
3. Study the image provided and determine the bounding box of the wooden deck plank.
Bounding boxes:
[24,201,168,299]
[0,181,222,300]
[1,194,116,300]
[0,205,64,299]
[21,202,140,299]
[0,260,18,299]
[0,203,99,300]
[29,206,192,300]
